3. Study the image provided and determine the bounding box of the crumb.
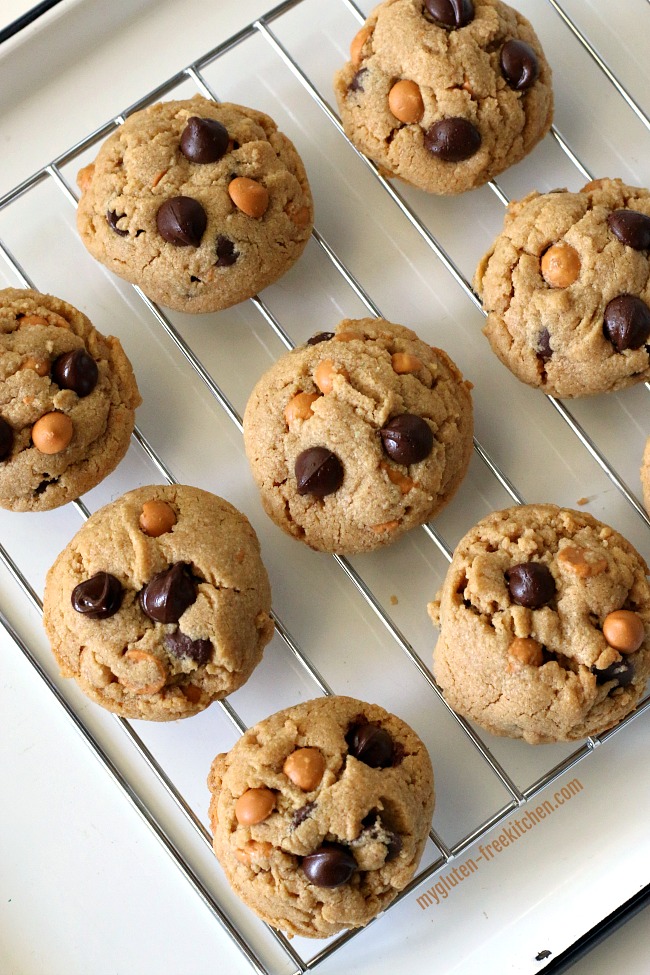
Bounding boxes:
[576,497,589,506]
[390,595,398,605]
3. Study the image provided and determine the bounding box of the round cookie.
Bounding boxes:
[476,178,650,397]
[207,695,435,938]
[243,317,474,554]
[0,288,140,511]
[76,96,314,313]
[333,0,553,195]
[43,484,274,720]
[642,437,650,514]
[429,504,650,744]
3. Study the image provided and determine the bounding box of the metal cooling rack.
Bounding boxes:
[1,0,649,972]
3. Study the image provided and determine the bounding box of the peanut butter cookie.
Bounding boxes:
[429,504,650,743]
[76,97,313,313]
[334,0,553,195]
[642,437,650,514]
[43,485,274,720]
[243,318,474,554]
[207,695,435,938]
[0,288,140,511]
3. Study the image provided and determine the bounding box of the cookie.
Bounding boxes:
[207,695,435,938]
[429,504,650,744]
[476,178,650,397]
[642,437,650,514]
[243,317,474,554]
[333,0,553,195]
[0,288,140,511]
[76,96,314,313]
[43,484,274,721]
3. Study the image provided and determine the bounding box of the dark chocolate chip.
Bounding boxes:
[307,332,335,346]
[607,209,650,251]
[52,349,99,398]
[291,801,316,829]
[163,629,212,666]
[424,0,474,28]
[347,722,394,768]
[215,235,238,267]
[385,832,403,862]
[537,328,553,361]
[0,417,14,460]
[603,295,650,352]
[423,117,481,162]
[591,659,635,688]
[380,413,433,465]
[180,116,229,164]
[349,68,368,93]
[140,563,197,623]
[295,446,344,497]
[71,572,123,619]
[106,210,129,237]
[500,39,539,91]
[506,562,556,609]
[156,196,207,247]
[301,844,357,888]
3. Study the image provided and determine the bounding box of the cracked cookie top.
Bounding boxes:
[242,317,474,554]
[207,695,435,938]
[333,0,553,194]
[43,484,274,720]
[429,503,650,743]
[0,288,140,511]
[476,178,650,396]
[76,96,314,313]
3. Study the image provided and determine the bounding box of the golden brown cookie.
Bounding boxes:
[242,318,474,554]
[0,288,140,511]
[476,178,650,396]
[429,504,650,744]
[76,97,314,313]
[642,437,650,514]
[43,485,274,721]
[207,695,435,938]
[333,0,553,195]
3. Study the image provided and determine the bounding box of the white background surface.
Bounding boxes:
[1,1,649,973]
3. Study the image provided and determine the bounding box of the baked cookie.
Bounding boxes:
[76,96,314,313]
[243,317,474,554]
[0,288,140,511]
[207,695,435,938]
[333,0,553,195]
[43,485,274,721]
[476,178,650,397]
[642,437,650,514]
[429,504,650,744]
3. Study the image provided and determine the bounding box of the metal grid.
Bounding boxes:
[0,0,649,971]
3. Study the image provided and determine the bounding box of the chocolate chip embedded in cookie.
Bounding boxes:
[43,485,274,720]
[76,96,314,313]
[242,317,474,554]
[333,0,553,195]
[207,695,435,938]
[476,178,650,396]
[0,288,140,511]
[429,504,650,744]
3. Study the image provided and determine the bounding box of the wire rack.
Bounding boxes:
[0,0,649,972]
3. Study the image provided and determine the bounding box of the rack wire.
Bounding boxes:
[0,0,649,972]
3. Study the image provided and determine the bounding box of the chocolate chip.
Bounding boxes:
[380,414,433,465]
[537,328,553,361]
[349,68,368,93]
[506,562,556,609]
[215,235,238,267]
[424,0,474,28]
[52,349,99,398]
[0,417,14,460]
[164,629,212,665]
[140,563,197,623]
[385,832,403,862]
[591,659,635,687]
[295,447,344,497]
[156,196,207,247]
[71,572,123,619]
[180,116,229,163]
[500,39,539,91]
[307,332,335,345]
[603,295,650,352]
[106,210,128,236]
[301,844,357,888]
[607,210,650,250]
[291,801,316,829]
[424,118,481,161]
[346,722,394,768]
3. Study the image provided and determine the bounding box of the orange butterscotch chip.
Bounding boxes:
[139,499,177,537]
[388,80,424,124]
[31,412,73,454]
[284,391,321,427]
[235,787,275,826]
[314,359,349,394]
[508,637,544,670]
[234,840,273,865]
[77,162,95,193]
[334,331,363,342]
[602,610,645,654]
[283,747,326,791]
[228,177,269,219]
[541,242,581,288]
[285,202,311,227]
[370,519,400,534]
[350,25,372,67]
[121,650,168,695]
[391,351,423,374]
[380,461,414,494]
[557,544,607,578]
[20,356,50,376]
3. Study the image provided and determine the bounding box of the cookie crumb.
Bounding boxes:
[390,595,399,605]
[576,497,589,506]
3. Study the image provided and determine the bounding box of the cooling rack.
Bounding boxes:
[0,1,649,973]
